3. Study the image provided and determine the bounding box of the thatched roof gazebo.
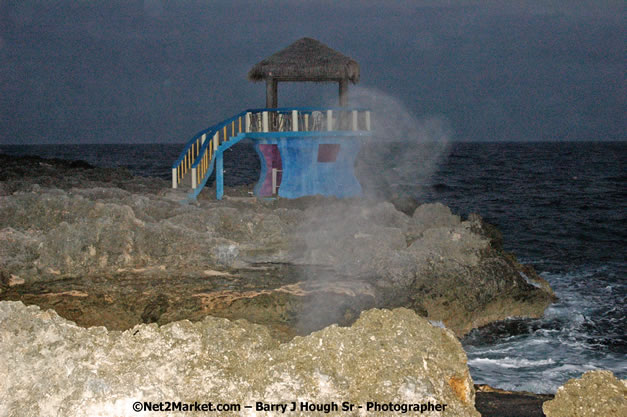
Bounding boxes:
[248,37,360,108]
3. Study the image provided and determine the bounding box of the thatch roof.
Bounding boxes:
[248,37,360,84]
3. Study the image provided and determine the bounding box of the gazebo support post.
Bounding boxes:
[339,79,348,107]
[266,78,278,130]
[266,78,278,108]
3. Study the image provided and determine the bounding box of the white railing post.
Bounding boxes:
[262,111,269,132]
[326,110,333,131]
[213,133,219,151]
[352,110,358,131]
[172,168,177,189]
[272,168,278,195]
[304,114,309,131]
[191,167,197,189]
[201,133,206,145]
[365,111,371,131]
[245,112,251,132]
[292,110,298,131]
[277,113,283,131]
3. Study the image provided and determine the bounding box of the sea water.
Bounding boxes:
[1,141,625,393]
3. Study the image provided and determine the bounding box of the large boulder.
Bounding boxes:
[0,301,480,417]
[542,371,627,417]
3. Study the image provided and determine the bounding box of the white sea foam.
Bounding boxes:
[466,263,626,393]
[428,320,446,328]
[519,270,543,288]
[468,357,555,369]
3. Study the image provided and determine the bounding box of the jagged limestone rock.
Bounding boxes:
[0,155,555,337]
[0,301,480,417]
[543,371,627,417]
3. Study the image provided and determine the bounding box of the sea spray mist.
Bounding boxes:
[294,88,452,333]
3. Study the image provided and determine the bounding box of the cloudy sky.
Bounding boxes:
[0,0,624,144]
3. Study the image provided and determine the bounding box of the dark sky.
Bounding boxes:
[0,0,624,144]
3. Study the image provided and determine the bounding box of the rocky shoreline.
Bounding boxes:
[1,154,622,416]
[0,154,555,338]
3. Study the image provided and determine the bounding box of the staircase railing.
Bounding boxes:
[171,111,248,190]
[171,107,372,200]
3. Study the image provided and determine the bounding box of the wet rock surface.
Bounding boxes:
[0,301,480,417]
[474,385,553,417]
[0,153,555,339]
[542,371,627,417]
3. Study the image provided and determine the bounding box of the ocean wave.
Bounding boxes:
[468,357,555,369]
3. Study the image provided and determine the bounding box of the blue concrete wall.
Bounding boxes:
[253,136,362,198]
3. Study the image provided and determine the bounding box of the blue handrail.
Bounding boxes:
[171,110,248,169]
[245,106,370,113]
